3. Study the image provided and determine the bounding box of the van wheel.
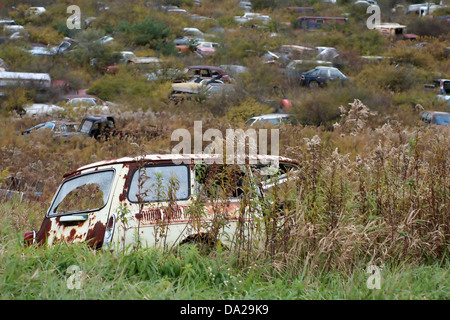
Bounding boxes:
[309,81,319,89]
[180,233,216,253]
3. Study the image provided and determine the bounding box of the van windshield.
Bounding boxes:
[48,170,114,216]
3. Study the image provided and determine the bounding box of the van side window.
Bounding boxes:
[128,165,190,203]
[194,164,245,199]
[252,163,299,193]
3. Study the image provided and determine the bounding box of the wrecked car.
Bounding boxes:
[62,94,111,113]
[77,115,116,139]
[420,110,450,126]
[24,154,299,250]
[185,65,232,83]
[22,121,78,137]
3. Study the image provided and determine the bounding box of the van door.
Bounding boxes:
[38,169,116,248]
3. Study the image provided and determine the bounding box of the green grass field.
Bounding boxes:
[1,242,448,300]
[1,226,448,300]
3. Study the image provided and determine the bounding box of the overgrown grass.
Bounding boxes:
[0,235,448,300]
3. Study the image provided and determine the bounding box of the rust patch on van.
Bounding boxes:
[63,169,81,179]
[36,217,52,245]
[86,221,106,248]
[135,205,187,225]
[67,228,77,242]
[119,163,138,202]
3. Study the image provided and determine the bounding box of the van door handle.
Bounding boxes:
[60,214,88,224]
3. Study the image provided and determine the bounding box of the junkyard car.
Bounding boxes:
[169,81,234,103]
[77,115,116,139]
[24,154,299,250]
[420,110,450,126]
[245,114,297,127]
[300,66,348,88]
[22,121,78,137]
[185,65,232,83]
[434,79,450,105]
[23,103,64,117]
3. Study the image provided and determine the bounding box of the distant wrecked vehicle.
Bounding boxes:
[22,121,78,137]
[185,65,232,83]
[21,115,116,140]
[300,66,348,88]
[195,41,220,57]
[234,12,271,24]
[106,51,162,74]
[245,114,297,127]
[26,38,78,56]
[169,81,223,103]
[62,94,111,113]
[24,154,300,250]
[420,110,450,126]
[76,115,116,139]
[434,79,450,105]
[23,103,65,117]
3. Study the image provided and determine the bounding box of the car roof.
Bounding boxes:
[51,121,78,125]
[424,111,450,115]
[63,94,98,99]
[82,115,115,122]
[251,113,292,119]
[172,82,205,92]
[314,66,338,69]
[188,65,224,71]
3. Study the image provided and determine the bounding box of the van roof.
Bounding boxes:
[70,154,298,176]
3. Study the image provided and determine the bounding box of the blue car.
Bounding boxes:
[300,66,348,88]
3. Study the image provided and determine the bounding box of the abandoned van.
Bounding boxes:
[24,154,299,250]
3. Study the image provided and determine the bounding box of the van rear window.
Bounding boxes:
[48,170,114,216]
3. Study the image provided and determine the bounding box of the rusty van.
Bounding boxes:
[24,154,299,250]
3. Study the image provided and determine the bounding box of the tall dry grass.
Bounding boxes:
[0,100,448,276]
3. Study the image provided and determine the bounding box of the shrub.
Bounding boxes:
[0,44,33,71]
[356,63,429,93]
[224,98,274,123]
[0,86,33,116]
[115,18,176,55]
[87,67,150,101]
[27,26,63,45]
[406,17,450,39]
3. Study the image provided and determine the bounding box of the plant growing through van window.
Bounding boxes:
[133,165,183,251]
[116,203,130,254]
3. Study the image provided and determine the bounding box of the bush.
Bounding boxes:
[27,26,63,45]
[0,86,33,116]
[225,98,274,123]
[0,44,33,71]
[87,67,150,101]
[406,17,450,39]
[115,18,176,55]
[356,63,429,93]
